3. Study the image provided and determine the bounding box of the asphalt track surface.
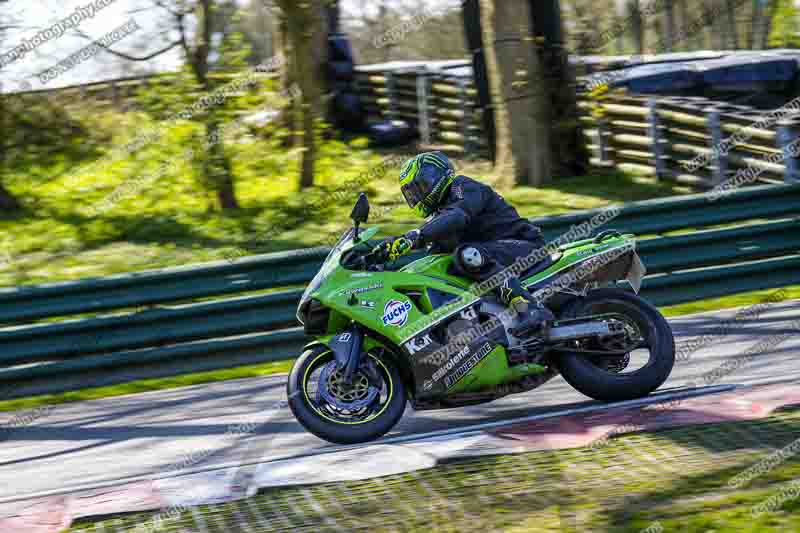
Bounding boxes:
[1,299,799,509]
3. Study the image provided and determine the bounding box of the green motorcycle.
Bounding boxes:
[290,194,675,444]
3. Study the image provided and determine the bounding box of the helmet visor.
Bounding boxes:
[400,165,438,209]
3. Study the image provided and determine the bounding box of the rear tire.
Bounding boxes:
[288,345,407,444]
[553,288,675,402]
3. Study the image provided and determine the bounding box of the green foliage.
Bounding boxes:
[769,0,800,47]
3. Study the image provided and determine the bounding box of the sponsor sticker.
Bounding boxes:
[359,300,376,309]
[459,306,478,321]
[382,299,413,327]
[339,282,383,297]
[404,333,433,355]
[444,342,493,388]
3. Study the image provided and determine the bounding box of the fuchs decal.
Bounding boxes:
[444,342,493,388]
[339,282,383,297]
[404,333,433,355]
[382,299,413,327]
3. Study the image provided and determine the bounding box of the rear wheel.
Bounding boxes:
[554,288,675,401]
[287,345,407,444]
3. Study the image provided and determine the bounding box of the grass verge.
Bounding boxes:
[65,407,800,532]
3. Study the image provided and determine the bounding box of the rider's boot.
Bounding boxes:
[499,277,555,337]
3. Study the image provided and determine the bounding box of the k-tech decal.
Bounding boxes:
[459,307,478,321]
[444,342,493,388]
[382,300,413,327]
[404,333,433,355]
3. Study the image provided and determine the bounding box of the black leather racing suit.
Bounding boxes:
[414,175,545,306]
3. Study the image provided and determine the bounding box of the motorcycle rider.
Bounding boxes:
[374,151,555,336]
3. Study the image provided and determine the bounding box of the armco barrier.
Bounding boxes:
[1,184,800,399]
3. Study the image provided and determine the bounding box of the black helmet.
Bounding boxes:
[398,151,456,218]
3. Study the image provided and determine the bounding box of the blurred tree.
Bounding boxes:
[273,0,327,189]
[769,0,800,47]
[84,0,242,209]
[0,9,22,211]
[627,0,644,54]
[725,0,740,48]
[238,0,275,65]
[344,2,466,64]
[663,0,676,51]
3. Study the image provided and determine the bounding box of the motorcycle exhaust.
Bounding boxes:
[546,319,624,342]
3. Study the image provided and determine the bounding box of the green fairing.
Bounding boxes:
[301,226,637,397]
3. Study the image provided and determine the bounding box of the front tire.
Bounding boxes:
[288,345,407,444]
[554,288,675,402]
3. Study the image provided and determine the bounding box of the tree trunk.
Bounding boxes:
[0,94,20,212]
[725,0,740,48]
[478,0,522,187]
[193,0,239,209]
[530,0,588,179]
[679,0,697,50]
[750,0,762,48]
[628,1,644,54]
[664,0,675,52]
[760,0,775,49]
[712,0,726,48]
[277,0,327,190]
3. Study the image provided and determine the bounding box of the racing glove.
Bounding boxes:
[371,230,422,262]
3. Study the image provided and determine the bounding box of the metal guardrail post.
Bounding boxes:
[776,118,800,184]
[385,72,397,121]
[589,83,613,167]
[458,77,473,153]
[416,73,431,145]
[707,108,728,186]
[647,98,667,180]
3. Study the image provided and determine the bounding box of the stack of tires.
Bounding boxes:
[327,33,366,132]
[327,33,414,147]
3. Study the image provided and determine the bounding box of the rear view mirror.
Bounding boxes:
[351,192,370,224]
[351,193,370,242]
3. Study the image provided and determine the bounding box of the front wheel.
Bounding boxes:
[287,345,407,444]
[554,288,675,402]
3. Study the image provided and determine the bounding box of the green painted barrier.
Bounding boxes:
[1,184,799,400]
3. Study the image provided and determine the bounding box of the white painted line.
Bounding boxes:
[0,383,738,508]
[275,384,738,458]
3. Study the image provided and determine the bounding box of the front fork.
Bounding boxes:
[322,326,382,388]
